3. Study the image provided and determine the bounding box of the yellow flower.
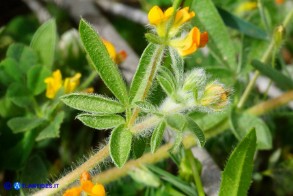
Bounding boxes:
[103,39,127,64]
[44,70,62,99]
[63,187,82,196]
[148,6,195,37]
[169,27,208,56]
[44,70,81,99]
[64,73,81,94]
[236,2,258,14]
[63,171,106,196]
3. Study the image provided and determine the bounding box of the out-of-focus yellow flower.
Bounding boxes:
[103,39,127,64]
[64,73,81,94]
[44,70,63,99]
[63,187,82,196]
[63,171,106,196]
[236,2,258,14]
[148,6,195,37]
[169,27,208,56]
[84,87,95,93]
[44,70,81,99]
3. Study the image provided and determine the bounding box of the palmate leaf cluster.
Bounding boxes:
[62,19,208,167]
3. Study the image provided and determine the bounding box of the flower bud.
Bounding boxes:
[183,69,206,93]
[200,82,229,111]
[274,25,285,49]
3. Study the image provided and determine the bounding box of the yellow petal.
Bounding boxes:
[63,73,81,94]
[174,7,195,28]
[63,186,82,196]
[44,69,63,99]
[81,180,94,193]
[91,184,106,196]
[170,27,201,56]
[80,171,91,183]
[103,40,117,61]
[164,7,174,18]
[148,6,165,25]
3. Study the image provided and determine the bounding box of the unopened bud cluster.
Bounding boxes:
[167,68,230,112]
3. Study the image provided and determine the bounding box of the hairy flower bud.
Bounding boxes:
[183,68,206,92]
[200,82,229,111]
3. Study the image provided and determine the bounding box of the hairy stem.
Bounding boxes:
[90,90,293,185]
[34,90,293,195]
[128,45,165,127]
[237,9,293,109]
[186,149,205,196]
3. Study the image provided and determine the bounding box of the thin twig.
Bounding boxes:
[96,0,148,25]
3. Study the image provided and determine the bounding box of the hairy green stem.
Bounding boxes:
[187,149,205,196]
[128,45,165,127]
[33,90,293,195]
[237,9,293,109]
[90,90,293,186]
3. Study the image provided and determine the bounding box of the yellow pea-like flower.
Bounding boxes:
[148,6,195,37]
[63,171,106,196]
[44,70,81,99]
[44,69,63,99]
[169,27,208,56]
[63,73,81,94]
[103,39,127,64]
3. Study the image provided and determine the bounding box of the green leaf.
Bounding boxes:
[217,7,268,40]
[251,60,293,90]
[230,110,272,150]
[27,65,51,95]
[132,136,146,159]
[166,114,186,131]
[61,93,125,114]
[110,124,132,167]
[135,101,158,114]
[148,165,197,196]
[171,132,183,153]
[219,129,257,196]
[189,110,228,131]
[30,19,57,67]
[158,66,177,90]
[151,121,166,153]
[7,116,44,133]
[6,43,26,61]
[157,75,175,96]
[7,83,33,107]
[6,43,39,73]
[129,43,164,104]
[30,19,56,67]
[79,19,128,105]
[191,0,237,70]
[0,58,23,83]
[77,114,125,130]
[185,117,205,147]
[36,111,64,141]
[21,155,48,184]
[168,47,184,86]
[0,131,37,169]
